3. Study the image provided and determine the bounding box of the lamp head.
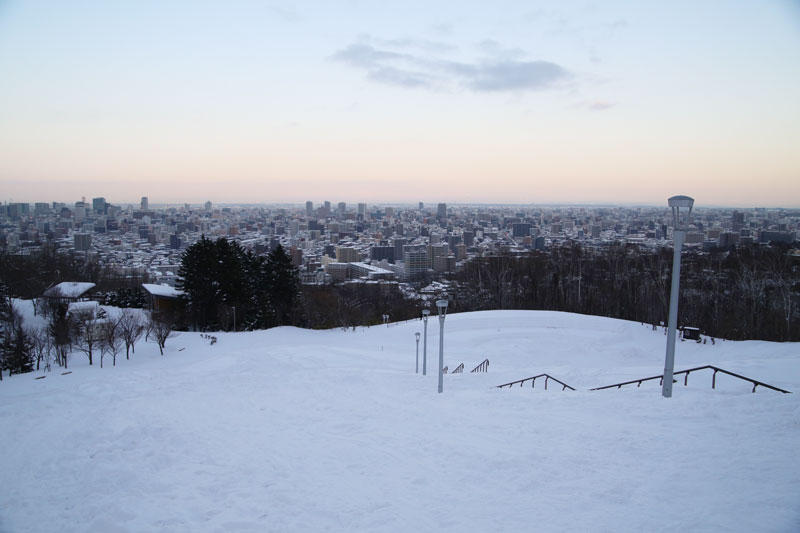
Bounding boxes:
[668,195,694,231]
[415,332,420,340]
[422,309,430,318]
[436,299,448,317]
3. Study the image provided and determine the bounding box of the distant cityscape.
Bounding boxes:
[2,197,799,287]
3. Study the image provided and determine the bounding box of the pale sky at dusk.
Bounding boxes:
[1,0,799,207]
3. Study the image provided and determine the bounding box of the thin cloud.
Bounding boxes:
[267,5,302,23]
[585,100,615,111]
[466,60,568,92]
[365,35,457,54]
[331,38,570,93]
[477,39,526,60]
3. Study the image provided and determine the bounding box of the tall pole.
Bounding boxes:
[415,333,420,374]
[662,228,684,398]
[422,310,430,375]
[436,299,448,394]
[662,195,693,398]
[438,313,445,393]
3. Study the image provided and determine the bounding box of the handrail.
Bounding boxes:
[451,363,464,374]
[591,365,791,394]
[471,359,490,373]
[497,374,575,391]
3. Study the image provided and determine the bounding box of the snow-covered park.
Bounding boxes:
[1,307,798,532]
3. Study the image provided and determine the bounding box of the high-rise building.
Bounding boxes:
[370,246,395,263]
[323,201,331,216]
[512,223,531,238]
[403,247,428,278]
[141,197,149,210]
[336,246,360,263]
[462,231,474,247]
[306,201,314,216]
[290,246,303,267]
[337,202,346,215]
[428,243,449,268]
[74,233,92,251]
[357,203,367,218]
[204,201,212,211]
[437,203,447,220]
[92,197,106,214]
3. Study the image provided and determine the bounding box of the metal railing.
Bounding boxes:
[591,365,791,394]
[451,363,464,374]
[497,374,575,391]
[471,359,490,373]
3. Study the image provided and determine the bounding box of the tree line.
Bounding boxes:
[449,242,799,342]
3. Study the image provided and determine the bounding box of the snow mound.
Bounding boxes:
[1,309,798,532]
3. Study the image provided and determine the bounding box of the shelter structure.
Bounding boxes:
[142,283,185,315]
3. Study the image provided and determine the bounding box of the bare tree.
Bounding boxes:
[48,305,71,369]
[71,307,106,366]
[99,317,123,367]
[118,309,144,360]
[27,327,52,372]
[150,314,173,356]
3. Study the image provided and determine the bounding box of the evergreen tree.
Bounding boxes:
[265,245,299,326]
[178,235,221,330]
[2,310,34,375]
[178,236,252,330]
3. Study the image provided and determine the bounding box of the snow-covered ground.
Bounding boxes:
[1,308,798,532]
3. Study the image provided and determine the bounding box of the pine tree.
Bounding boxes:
[265,245,300,326]
[178,235,220,330]
[2,311,34,375]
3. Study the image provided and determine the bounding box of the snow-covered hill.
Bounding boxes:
[1,310,798,532]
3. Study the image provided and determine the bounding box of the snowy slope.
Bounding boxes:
[1,310,798,532]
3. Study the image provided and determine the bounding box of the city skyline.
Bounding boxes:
[1,1,799,207]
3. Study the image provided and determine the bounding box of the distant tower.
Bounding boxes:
[204,201,212,211]
[437,203,447,220]
[337,202,346,215]
[358,203,367,217]
[419,202,424,210]
[141,196,148,210]
[323,201,331,216]
[306,201,314,216]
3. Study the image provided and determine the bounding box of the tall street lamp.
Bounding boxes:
[415,332,420,374]
[422,309,430,375]
[663,195,694,398]
[436,299,448,394]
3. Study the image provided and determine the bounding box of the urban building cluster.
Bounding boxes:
[2,197,798,287]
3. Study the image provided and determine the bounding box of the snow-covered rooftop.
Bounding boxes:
[350,262,393,275]
[142,283,185,298]
[43,281,96,298]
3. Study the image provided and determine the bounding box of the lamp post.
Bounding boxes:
[662,195,694,398]
[422,309,430,375]
[415,332,420,373]
[436,299,448,394]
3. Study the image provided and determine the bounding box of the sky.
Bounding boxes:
[0,0,799,207]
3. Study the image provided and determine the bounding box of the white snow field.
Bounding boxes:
[1,309,799,532]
